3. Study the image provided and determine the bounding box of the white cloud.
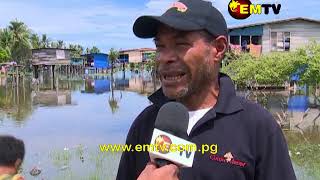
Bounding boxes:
[144,0,175,15]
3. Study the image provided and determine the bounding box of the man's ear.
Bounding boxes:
[211,36,227,61]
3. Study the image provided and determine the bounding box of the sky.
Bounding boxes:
[0,0,319,52]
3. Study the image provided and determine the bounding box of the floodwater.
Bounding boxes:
[0,71,319,180]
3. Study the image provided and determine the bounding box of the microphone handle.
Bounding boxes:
[155,158,172,168]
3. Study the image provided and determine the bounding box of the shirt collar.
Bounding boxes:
[148,73,243,114]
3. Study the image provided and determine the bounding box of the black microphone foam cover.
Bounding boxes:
[154,102,189,139]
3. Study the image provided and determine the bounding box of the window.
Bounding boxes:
[230,36,240,45]
[119,54,129,63]
[271,32,277,51]
[284,32,290,51]
[251,36,262,45]
[271,32,290,52]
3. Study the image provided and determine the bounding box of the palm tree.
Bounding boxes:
[90,46,100,54]
[30,33,41,49]
[41,34,50,48]
[108,48,119,77]
[0,29,13,62]
[8,20,31,64]
[69,44,84,57]
[57,40,65,49]
[85,47,90,54]
[8,20,30,46]
[108,48,120,114]
[0,28,13,49]
[50,41,58,48]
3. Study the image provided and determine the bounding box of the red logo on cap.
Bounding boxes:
[171,2,188,12]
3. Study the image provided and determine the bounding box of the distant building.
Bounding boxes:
[32,48,84,78]
[119,48,156,63]
[83,53,110,69]
[228,17,320,56]
[71,57,84,66]
[32,48,72,65]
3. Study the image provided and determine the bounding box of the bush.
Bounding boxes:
[222,41,320,87]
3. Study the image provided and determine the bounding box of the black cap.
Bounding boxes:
[133,0,227,38]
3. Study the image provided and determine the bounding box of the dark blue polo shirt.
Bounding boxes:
[116,73,296,180]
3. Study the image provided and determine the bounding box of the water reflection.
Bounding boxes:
[0,77,33,125]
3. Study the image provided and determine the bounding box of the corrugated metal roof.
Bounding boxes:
[228,17,320,30]
[119,48,156,53]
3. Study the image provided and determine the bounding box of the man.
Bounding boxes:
[0,135,25,180]
[116,0,296,179]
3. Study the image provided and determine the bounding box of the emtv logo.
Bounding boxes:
[228,0,282,20]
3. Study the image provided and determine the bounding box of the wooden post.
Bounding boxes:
[16,66,19,87]
[52,65,55,90]
[34,65,39,79]
[23,74,25,103]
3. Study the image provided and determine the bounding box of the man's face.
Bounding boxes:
[154,25,220,100]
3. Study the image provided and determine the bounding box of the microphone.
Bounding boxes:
[149,102,196,168]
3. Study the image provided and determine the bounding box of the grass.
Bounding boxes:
[285,131,320,179]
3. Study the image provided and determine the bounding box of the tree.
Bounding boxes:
[221,52,300,88]
[0,47,10,63]
[30,33,41,49]
[298,41,320,85]
[57,40,65,49]
[108,48,119,77]
[0,28,12,61]
[50,41,58,48]
[0,28,13,50]
[145,52,156,72]
[90,46,100,54]
[8,20,30,46]
[8,20,31,64]
[41,34,50,48]
[69,44,84,57]
[85,47,90,54]
[108,48,120,114]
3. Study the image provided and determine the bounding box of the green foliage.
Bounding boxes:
[90,46,100,54]
[30,33,41,49]
[222,41,320,88]
[8,20,31,64]
[57,40,65,49]
[296,41,320,85]
[145,52,156,72]
[108,48,119,64]
[69,44,84,57]
[0,28,13,50]
[40,34,50,48]
[0,47,11,63]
